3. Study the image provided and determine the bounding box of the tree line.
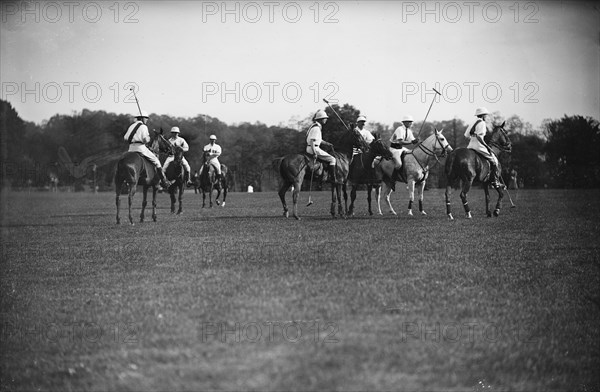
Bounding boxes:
[1,99,598,191]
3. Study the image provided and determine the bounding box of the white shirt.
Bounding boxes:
[358,128,374,144]
[124,121,150,144]
[306,122,323,147]
[390,125,415,144]
[168,135,189,152]
[203,143,222,159]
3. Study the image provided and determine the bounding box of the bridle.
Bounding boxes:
[487,125,512,152]
[414,131,452,167]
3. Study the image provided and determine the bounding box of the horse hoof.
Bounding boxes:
[294,215,300,220]
[466,212,472,219]
[487,212,492,218]
[216,200,221,206]
[221,203,225,207]
[493,209,500,217]
[408,210,413,216]
[378,211,383,216]
[448,214,454,220]
[421,211,427,216]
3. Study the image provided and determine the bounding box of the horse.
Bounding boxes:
[376,129,453,216]
[191,170,200,194]
[114,129,173,225]
[444,122,512,220]
[346,136,394,216]
[165,145,185,215]
[199,151,228,208]
[276,125,369,220]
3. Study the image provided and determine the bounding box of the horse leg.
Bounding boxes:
[382,182,397,215]
[221,183,227,207]
[330,185,337,218]
[209,185,214,208]
[374,184,382,215]
[445,184,454,220]
[177,185,183,214]
[417,181,427,215]
[292,181,301,220]
[140,186,148,223]
[366,185,372,216]
[342,183,349,215]
[170,188,176,213]
[484,184,492,217]
[336,185,345,218]
[215,187,222,206]
[460,180,473,219]
[349,184,357,216]
[407,180,415,216]
[115,188,121,224]
[202,190,206,208]
[151,186,158,222]
[493,186,504,217]
[278,182,290,218]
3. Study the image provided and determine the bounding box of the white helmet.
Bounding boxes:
[209,134,217,140]
[135,110,149,119]
[357,115,367,123]
[313,109,328,121]
[475,107,489,116]
[170,126,180,133]
[401,115,414,122]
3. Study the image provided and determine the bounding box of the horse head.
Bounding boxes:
[488,121,512,153]
[420,128,453,157]
[370,135,393,160]
[350,124,370,153]
[149,128,174,156]
[173,145,184,163]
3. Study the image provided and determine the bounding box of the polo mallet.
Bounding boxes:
[416,88,441,139]
[500,174,517,208]
[130,87,143,118]
[322,98,351,131]
[306,155,318,207]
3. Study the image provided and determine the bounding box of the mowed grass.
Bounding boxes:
[1,187,599,391]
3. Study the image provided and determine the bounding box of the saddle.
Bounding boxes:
[304,153,326,177]
[469,148,493,182]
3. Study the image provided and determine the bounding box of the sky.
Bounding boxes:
[1,1,599,130]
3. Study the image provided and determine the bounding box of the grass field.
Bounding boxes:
[1,188,599,391]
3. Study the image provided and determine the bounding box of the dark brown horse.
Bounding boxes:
[346,136,394,216]
[199,152,228,208]
[276,126,369,220]
[115,130,173,224]
[444,122,512,220]
[165,145,185,215]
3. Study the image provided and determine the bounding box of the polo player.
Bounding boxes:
[464,107,505,189]
[123,110,170,188]
[306,109,337,183]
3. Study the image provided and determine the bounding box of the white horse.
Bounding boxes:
[374,129,453,215]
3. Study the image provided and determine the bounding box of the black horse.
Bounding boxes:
[346,136,394,216]
[115,129,173,224]
[444,122,512,220]
[165,145,185,215]
[276,125,369,220]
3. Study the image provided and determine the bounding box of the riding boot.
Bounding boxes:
[158,169,170,189]
[489,162,505,189]
[328,165,338,184]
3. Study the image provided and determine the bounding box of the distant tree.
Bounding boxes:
[544,115,600,188]
[322,103,360,144]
